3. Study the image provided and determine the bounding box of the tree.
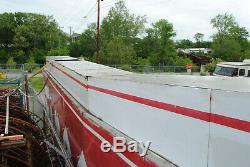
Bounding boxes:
[211,13,249,61]
[0,12,68,63]
[0,13,16,48]
[212,39,242,61]
[244,42,250,59]
[175,39,194,48]
[24,57,36,72]
[204,58,222,73]
[211,13,237,36]
[103,36,136,64]
[194,33,204,48]
[145,19,177,65]
[30,49,46,64]
[174,56,193,66]
[101,0,146,46]
[6,57,16,65]
[0,49,7,63]
[69,23,96,59]
[48,46,69,57]
[98,0,146,65]
[194,33,204,43]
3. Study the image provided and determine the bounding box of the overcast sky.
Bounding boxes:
[1,0,250,41]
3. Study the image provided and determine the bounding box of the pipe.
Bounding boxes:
[4,95,9,135]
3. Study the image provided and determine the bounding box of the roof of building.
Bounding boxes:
[50,56,250,93]
[57,60,132,77]
[102,74,250,92]
[46,56,78,62]
[218,62,250,67]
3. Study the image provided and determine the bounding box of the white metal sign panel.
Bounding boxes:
[88,77,211,167]
[49,64,89,110]
[209,90,250,167]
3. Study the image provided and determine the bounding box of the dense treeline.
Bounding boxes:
[70,1,250,66]
[70,1,193,66]
[0,0,250,66]
[0,12,68,64]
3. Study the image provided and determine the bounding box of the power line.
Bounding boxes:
[83,2,98,18]
[73,2,98,33]
[70,0,121,33]
[62,0,96,30]
[54,0,83,27]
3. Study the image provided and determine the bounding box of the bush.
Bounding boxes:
[204,58,222,73]
[6,57,17,65]
[174,56,193,66]
[0,49,7,64]
[47,46,69,56]
[120,64,131,71]
[32,49,46,64]
[200,71,208,76]
[25,57,37,72]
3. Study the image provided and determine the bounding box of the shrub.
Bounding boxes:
[6,57,17,65]
[204,58,222,73]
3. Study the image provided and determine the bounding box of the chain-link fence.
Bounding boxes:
[0,64,25,71]
[0,63,201,74]
[106,64,201,74]
[0,64,44,72]
[0,64,44,80]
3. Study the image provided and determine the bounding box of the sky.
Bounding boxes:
[1,0,250,41]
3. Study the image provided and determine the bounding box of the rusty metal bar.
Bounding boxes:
[26,133,33,167]
[0,86,59,167]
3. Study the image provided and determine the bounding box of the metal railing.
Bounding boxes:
[0,64,44,72]
[0,64,25,71]
[0,63,201,74]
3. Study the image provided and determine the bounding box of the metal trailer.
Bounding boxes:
[44,56,250,167]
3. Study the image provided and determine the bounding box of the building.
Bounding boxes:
[177,48,212,54]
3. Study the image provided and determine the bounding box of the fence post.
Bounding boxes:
[22,64,25,71]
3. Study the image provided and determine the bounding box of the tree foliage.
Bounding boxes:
[6,57,16,65]
[0,12,68,64]
[211,13,249,61]
[101,0,146,46]
[204,58,222,72]
[69,23,96,59]
[194,33,205,48]
[1,2,249,69]
[194,33,204,43]
[175,39,194,49]
[69,0,194,67]
[146,19,180,65]
[103,36,136,64]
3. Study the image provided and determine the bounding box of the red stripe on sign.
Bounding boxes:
[210,114,250,133]
[53,64,88,89]
[47,76,157,167]
[88,85,210,122]
[52,64,250,133]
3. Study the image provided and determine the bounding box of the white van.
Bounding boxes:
[213,60,250,77]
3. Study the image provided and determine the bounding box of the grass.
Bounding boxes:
[30,76,44,91]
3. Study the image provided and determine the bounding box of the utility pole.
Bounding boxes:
[58,26,64,49]
[69,26,72,44]
[96,0,103,64]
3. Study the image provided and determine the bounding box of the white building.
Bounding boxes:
[177,48,212,54]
